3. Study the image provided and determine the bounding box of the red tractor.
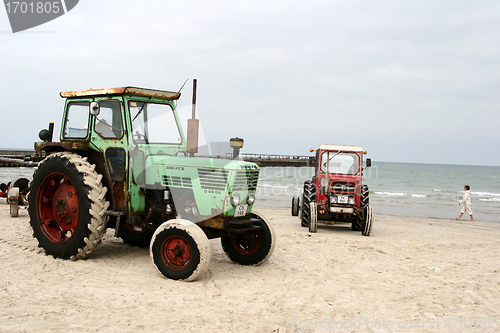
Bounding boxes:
[291,144,373,236]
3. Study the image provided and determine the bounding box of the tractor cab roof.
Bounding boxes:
[60,87,181,100]
[319,144,364,152]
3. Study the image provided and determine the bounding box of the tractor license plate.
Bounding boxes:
[338,196,348,204]
[234,204,248,217]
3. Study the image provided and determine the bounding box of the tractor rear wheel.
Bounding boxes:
[351,220,362,231]
[118,223,154,248]
[301,181,315,227]
[360,184,369,207]
[28,152,109,260]
[150,219,211,281]
[221,210,276,266]
[308,202,318,233]
[291,196,300,216]
[353,185,370,232]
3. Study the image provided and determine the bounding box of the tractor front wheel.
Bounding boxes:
[362,206,373,236]
[221,210,276,266]
[291,196,300,216]
[28,152,109,260]
[308,202,318,233]
[150,219,211,281]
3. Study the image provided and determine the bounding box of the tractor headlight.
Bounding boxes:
[247,193,256,205]
[230,193,240,206]
[348,197,355,205]
[184,206,200,216]
[330,196,337,204]
[165,204,172,214]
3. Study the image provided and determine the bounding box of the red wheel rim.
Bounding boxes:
[160,235,193,272]
[123,224,147,233]
[36,172,80,243]
[231,230,261,256]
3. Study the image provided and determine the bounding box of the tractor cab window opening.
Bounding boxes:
[94,100,124,139]
[63,102,90,139]
[128,101,182,145]
[320,152,360,175]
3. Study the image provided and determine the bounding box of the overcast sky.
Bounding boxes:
[1,1,499,166]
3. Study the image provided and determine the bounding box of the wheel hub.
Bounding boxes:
[37,173,80,243]
[52,184,79,229]
[161,236,192,271]
[54,199,68,218]
[232,230,261,256]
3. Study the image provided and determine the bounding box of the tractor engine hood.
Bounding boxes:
[135,155,259,217]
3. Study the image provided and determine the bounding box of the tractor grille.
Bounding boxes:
[197,168,228,191]
[161,175,192,188]
[330,182,356,194]
[232,169,260,191]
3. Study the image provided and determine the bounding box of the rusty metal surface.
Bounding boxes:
[113,182,127,210]
[196,215,226,230]
[35,142,90,154]
[60,87,181,100]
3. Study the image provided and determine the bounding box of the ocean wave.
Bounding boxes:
[375,191,407,197]
[258,184,294,189]
[478,198,500,202]
[411,194,427,198]
[472,191,500,197]
[432,189,442,192]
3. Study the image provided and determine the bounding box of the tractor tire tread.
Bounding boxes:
[31,152,109,261]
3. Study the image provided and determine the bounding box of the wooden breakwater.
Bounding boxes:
[227,153,316,167]
[0,149,38,167]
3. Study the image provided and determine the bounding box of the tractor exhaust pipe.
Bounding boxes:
[230,137,244,159]
[47,122,54,142]
[186,79,199,157]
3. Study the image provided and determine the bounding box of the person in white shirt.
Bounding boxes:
[456,185,474,221]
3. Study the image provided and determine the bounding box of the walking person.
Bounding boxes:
[456,185,474,221]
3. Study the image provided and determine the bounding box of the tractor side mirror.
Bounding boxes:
[366,158,371,168]
[90,101,100,116]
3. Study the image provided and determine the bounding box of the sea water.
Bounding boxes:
[0,167,37,186]
[1,162,499,222]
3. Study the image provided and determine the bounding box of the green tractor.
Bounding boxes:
[29,81,275,281]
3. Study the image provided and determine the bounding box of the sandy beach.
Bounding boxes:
[1,202,499,332]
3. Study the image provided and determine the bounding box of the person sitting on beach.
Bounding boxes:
[456,185,474,222]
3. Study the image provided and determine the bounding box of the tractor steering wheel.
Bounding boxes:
[134,131,146,141]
